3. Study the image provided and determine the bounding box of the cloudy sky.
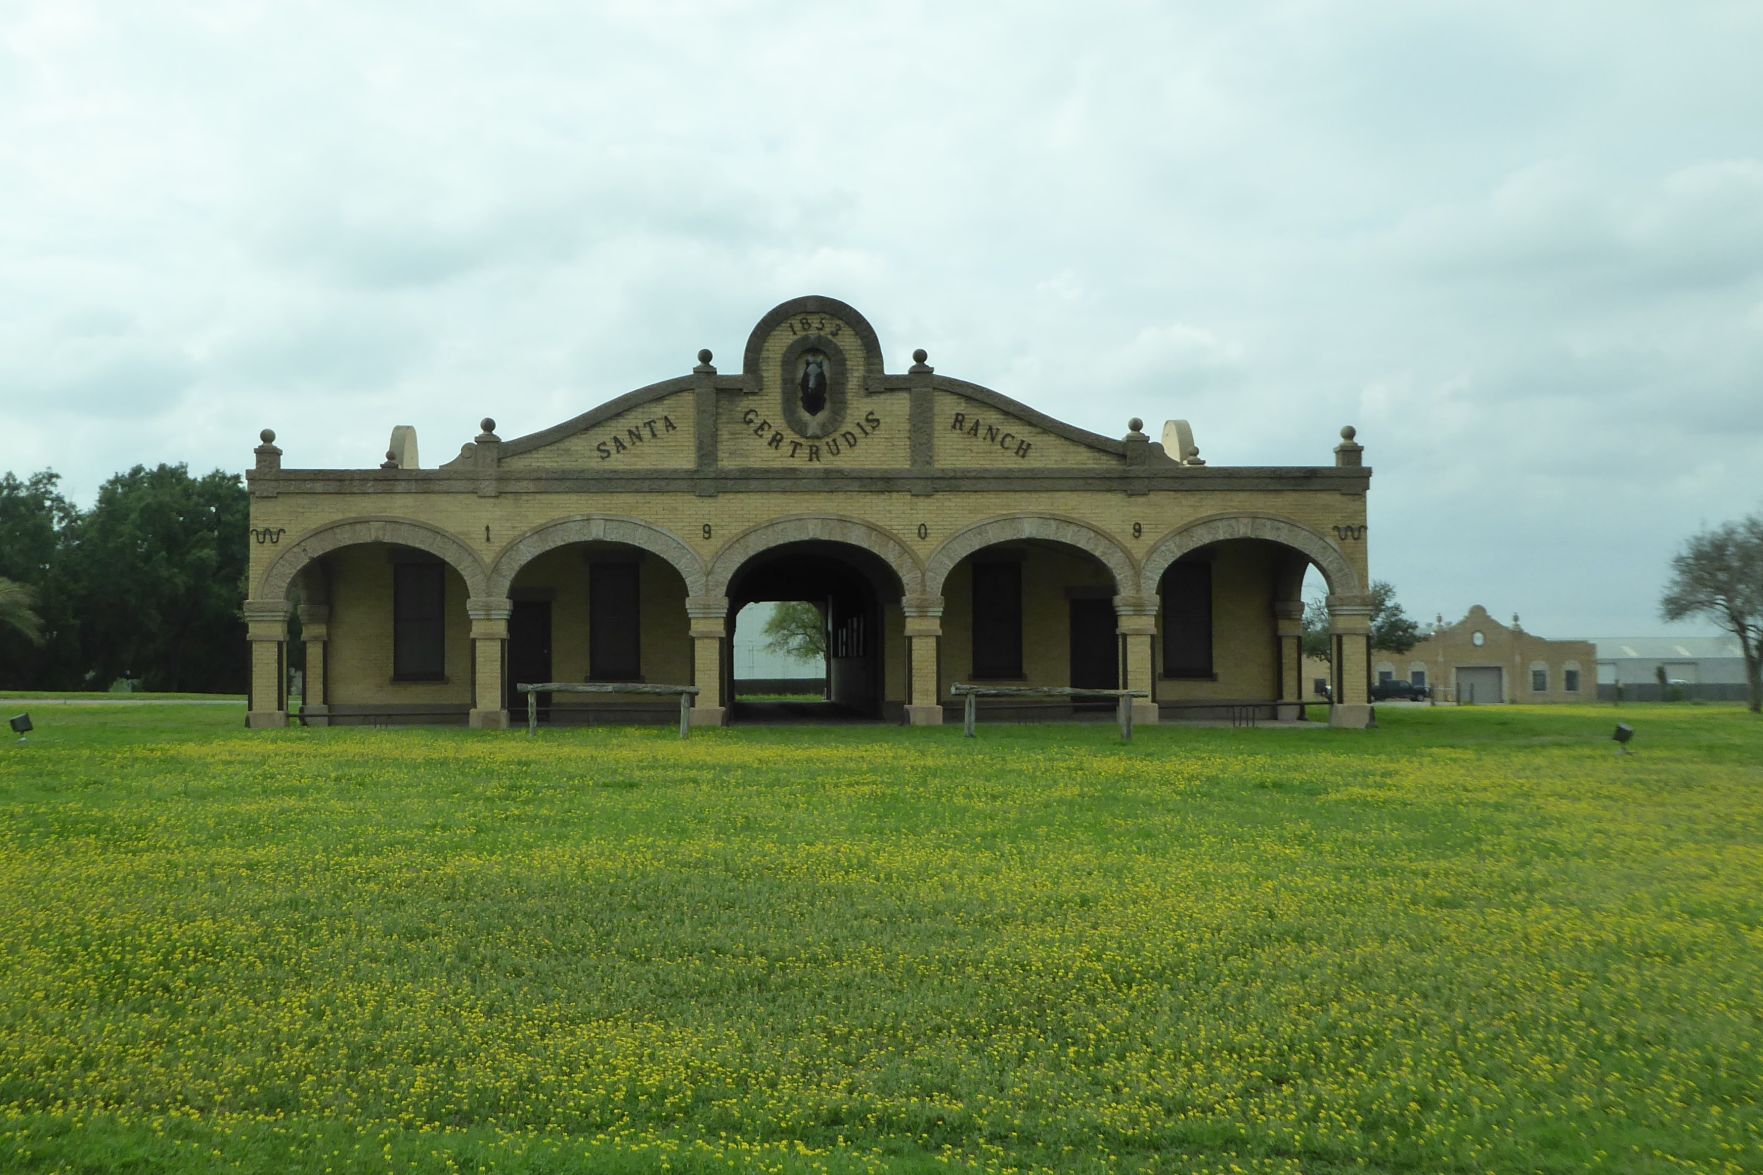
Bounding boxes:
[3,1,1759,637]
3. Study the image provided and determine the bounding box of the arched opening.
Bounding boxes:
[1155,537,1319,714]
[939,538,1122,721]
[505,540,692,725]
[730,602,828,703]
[300,541,475,725]
[724,540,904,722]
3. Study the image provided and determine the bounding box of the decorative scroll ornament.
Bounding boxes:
[1333,525,1366,541]
[250,527,286,545]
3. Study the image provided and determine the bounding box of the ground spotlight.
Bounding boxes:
[1613,723,1633,754]
[9,713,31,744]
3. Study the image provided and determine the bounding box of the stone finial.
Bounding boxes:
[1335,424,1364,468]
[380,449,399,470]
[1185,445,1206,466]
[909,348,932,374]
[253,428,282,475]
[694,348,716,374]
[1121,417,1150,465]
[1512,613,1522,630]
[476,418,499,443]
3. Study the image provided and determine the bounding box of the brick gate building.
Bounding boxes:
[244,296,1377,729]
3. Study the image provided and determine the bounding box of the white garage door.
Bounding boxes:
[1457,667,1503,704]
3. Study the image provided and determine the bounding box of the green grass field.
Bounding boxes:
[2,704,1759,1173]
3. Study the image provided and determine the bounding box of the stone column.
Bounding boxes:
[686,595,728,727]
[468,596,513,729]
[902,594,943,725]
[1273,600,1305,720]
[243,599,289,730]
[297,604,331,726]
[1327,595,1374,729]
[1114,594,1160,727]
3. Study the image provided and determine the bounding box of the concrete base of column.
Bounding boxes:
[689,705,727,728]
[469,708,511,730]
[1131,700,1160,726]
[903,704,943,726]
[1329,703,1374,729]
[299,704,331,727]
[245,710,286,730]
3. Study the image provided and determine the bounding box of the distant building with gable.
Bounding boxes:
[1300,604,1596,704]
[1397,606,1594,704]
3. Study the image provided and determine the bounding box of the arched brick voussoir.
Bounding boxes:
[256,517,492,602]
[488,516,707,597]
[706,515,924,599]
[925,515,1137,599]
[1140,514,1359,598]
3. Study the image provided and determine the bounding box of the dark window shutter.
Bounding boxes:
[1161,562,1212,677]
[589,562,642,680]
[971,561,1022,678]
[393,562,446,680]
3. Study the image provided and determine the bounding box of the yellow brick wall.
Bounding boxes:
[323,545,472,707]
[501,391,695,470]
[934,391,1121,469]
[718,392,909,468]
[503,545,692,694]
[938,545,1117,686]
[251,485,1369,605]
[756,312,877,384]
[1152,539,1280,702]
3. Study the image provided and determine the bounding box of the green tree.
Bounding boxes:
[63,464,251,693]
[1660,514,1763,713]
[0,577,44,645]
[0,470,81,688]
[1302,579,1421,663]
[762,601,828,661]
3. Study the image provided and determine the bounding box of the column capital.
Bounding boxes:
[467,596,513,621]
[297,603,331,624]
[1272,600,1305,620]
[901,593,943,617]
[904,616,941,638]
[685,594,729,620]
[242,598,289,623]
[1112,594,1159,616]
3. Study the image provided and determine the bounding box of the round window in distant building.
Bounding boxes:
[1471,631,1486,647]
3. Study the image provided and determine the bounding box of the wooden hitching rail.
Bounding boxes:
[948,683,1150,742]
[516,682,701,738]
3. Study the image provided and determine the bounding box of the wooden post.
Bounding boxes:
[963,691,976,738]
[678,692,691,740]
[1119,693,1133,742]
[527,688,537,736]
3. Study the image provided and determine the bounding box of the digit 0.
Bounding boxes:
[917,523,929,540]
